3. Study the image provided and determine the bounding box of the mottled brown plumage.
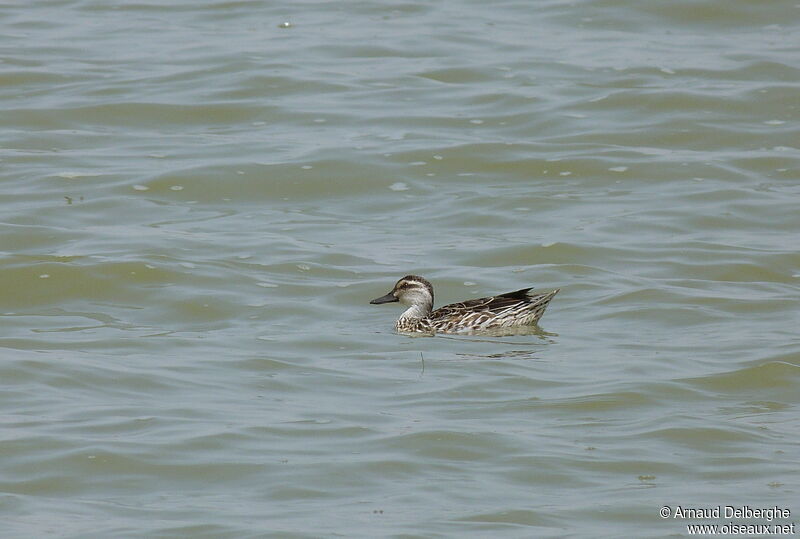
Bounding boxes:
[370,275,558,334]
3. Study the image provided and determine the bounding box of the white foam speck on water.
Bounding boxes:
[301,165,313,169]
[457,173,475,177]
[609,166,628,172]
[764,120,785,125]
[433,155,443,160]
[133,185,149,191]
[313,118,326,123]
[409,161,426,166]
[256,282,278,288]
[463,281,476,286]
[560,171,572,176]
[170,185,184,191]
[39,274,50,279]
[236,171,245,175]
[389,182,408,191]
[296,264,311,271]
[145,264,156,269]
[469,119,484,124]
[542,241,557,247]
[55,171,103,179]
[693,177,705,182]
[659,67,675,74]
[564,113,587,118]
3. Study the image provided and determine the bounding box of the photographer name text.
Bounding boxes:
[667,505,790,521]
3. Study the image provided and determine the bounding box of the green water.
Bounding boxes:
[1,0,798,537]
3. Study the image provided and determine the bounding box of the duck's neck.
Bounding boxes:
[399,302,432,321]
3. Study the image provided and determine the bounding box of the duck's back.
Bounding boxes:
[429,288,556,332]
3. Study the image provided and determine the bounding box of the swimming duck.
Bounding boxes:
[370,275,558,333]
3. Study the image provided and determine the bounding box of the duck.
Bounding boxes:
[370,275,558,333]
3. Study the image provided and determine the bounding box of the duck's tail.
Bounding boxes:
[520,288,559,325]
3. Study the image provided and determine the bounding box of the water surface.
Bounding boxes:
[1,0,799,537]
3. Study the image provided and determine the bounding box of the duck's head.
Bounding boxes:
[370,275,434,308]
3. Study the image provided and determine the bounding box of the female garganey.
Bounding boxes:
[370,275,558,333]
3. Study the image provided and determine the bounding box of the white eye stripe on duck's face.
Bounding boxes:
[395,280,421,290]
[394,281,430,295]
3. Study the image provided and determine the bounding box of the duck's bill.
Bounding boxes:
[370,292,398,304]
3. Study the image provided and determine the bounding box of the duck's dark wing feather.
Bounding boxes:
[431,288,535,318]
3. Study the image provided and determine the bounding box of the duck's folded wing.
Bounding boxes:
[432,288,535,318]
